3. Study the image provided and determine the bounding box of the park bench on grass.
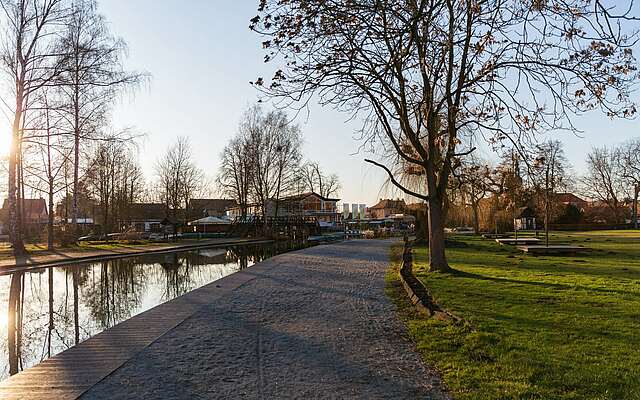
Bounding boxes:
[495,238,541,246]
[517,245,591,255]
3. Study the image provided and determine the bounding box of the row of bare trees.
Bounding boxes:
[217,105,340,218]
[583,139,640,227]
[0,0,146,253]
[446,136,640,235]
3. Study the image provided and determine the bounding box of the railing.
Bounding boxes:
[231,215,319,225]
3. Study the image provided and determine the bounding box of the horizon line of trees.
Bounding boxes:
[442,138,640,234]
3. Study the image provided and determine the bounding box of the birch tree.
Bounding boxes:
[0,0,69,254]
[58,0,145,238]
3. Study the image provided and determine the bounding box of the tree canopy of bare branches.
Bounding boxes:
[252,0,638,271]
[155,137,206,224]
[58,0,147,236]
[582,146,626,223]
[618,138,640,228]
[297,161,341,199]
[0,0,69,253]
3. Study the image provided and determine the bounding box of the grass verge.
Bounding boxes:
[387,231,640,400]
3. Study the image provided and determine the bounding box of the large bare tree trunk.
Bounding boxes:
[48,187,55,250]
[8,90,26,255]
[72,118,80,238]
[471,202,480,235]
[427,194,450,272]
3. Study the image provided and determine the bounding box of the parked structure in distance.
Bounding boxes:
[227,192,342,228]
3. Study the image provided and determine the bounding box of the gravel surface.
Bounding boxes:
[81,240,449,400]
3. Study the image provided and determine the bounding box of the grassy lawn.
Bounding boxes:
[0,240,164,261]
[387,231,640,400]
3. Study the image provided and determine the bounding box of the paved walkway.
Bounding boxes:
[0,240,448,399]
[0,237,268,272]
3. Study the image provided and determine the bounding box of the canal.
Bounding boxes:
[0,241,301,381]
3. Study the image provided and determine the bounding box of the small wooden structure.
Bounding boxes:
[517,245,591,255]
[187,216,231,234]
[496,238,541,246]
[482,233,511,239]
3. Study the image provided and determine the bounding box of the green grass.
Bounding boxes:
[387,231,640,400]
[0,240,163,260]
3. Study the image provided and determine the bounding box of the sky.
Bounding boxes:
[96,0,389,206]
[1,1,639,206]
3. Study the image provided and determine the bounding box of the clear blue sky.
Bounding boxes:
[2,1,638,205]
[100,0,388,206]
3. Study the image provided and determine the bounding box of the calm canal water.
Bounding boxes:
[0,241,301,380]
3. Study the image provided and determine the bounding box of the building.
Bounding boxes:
[226,193,342,226]
[125,203,167,232]
[188,199,237,220]
[367,199,407,219]
[0,198,48,236]
[267,192,341,226]
[556,193,588,210]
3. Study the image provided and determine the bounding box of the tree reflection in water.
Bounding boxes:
[0,242,301,380]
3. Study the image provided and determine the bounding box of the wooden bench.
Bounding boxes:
[517,245,591,255]
[496,238,541,245]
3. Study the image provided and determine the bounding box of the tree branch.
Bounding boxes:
[364,159,429,201]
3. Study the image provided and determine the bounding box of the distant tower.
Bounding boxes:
[343,203,350,220]
[352,204,359,220]
[359,204,366,220]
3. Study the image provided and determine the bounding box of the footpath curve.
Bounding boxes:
[0,240,449,400]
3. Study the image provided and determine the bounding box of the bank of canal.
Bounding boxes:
[0,240,303,380]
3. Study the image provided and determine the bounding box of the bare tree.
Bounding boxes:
[0,0,69,254]
[617,138,640,228]
[298,161,341,198]
[85,137,142,234]
[582,146,625,223]
[271,117,303,217]
[451,157,492,235]
[252,1,638,271]
[21,91,73,249]
[532,140,569,246]
[217,112,254,218]
[58,0,146,238]
[156,137,205,224]
[244,106,302,217]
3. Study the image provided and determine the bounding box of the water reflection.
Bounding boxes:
[0,242,302,380]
